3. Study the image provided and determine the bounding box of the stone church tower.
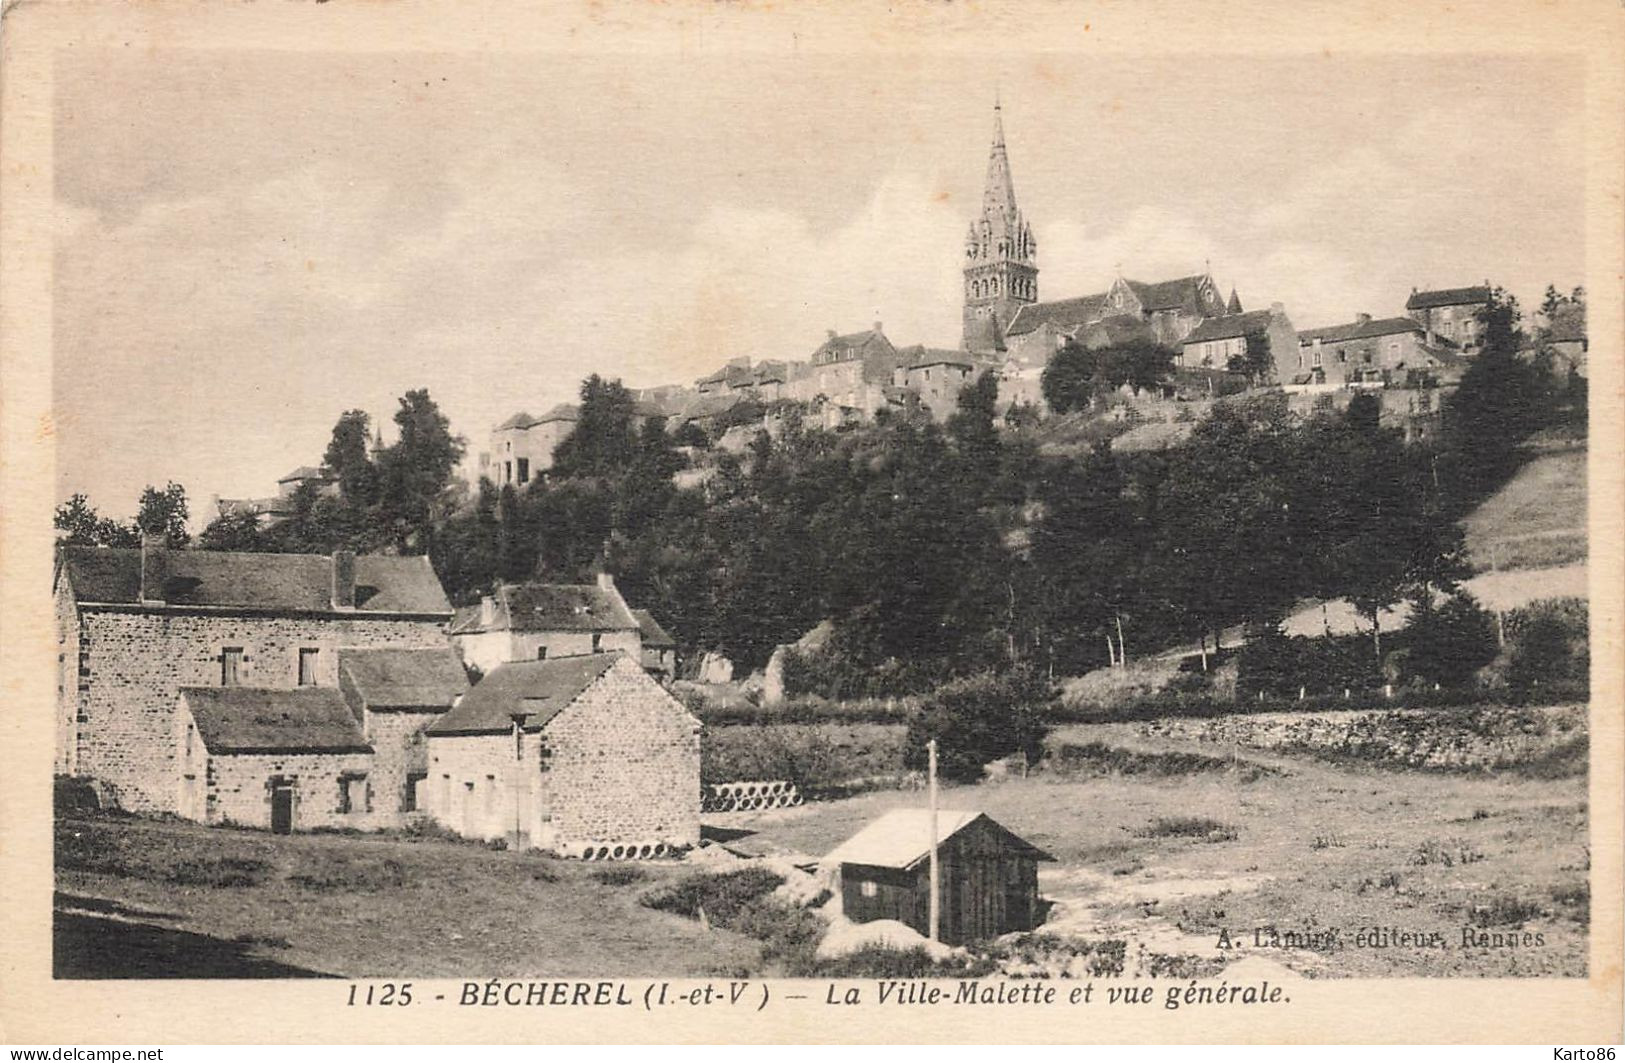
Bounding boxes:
[962,101,1037,353]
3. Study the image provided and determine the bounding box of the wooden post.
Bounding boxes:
[1115,615,1127,667]
[927,738,940,944]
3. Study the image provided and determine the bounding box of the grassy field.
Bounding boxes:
[1462,445,1587,574]
[57,710,1588,980]
[54,817,762,978]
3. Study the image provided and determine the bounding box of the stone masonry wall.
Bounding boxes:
[426,732,536,843]
[207,750,380,830]
[544,656,701,852]
[73,608,446,812]
[365,708,443,824]
[56,579,82,775]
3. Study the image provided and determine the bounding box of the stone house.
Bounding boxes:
[448,573,642,675]
[1406,285,1491,353]
[783,324,903,415]
[480,404,578,488]
[1178,303,1297,382]
[337,647,470,819]
[632,608,677,680]
[1293,314,1461,390]
[55,539,453,812]
[892,351,979,421]
[424,652,701,855]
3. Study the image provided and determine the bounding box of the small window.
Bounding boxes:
[1312,351,1323,368]
[221,647,244,687]
[298,647,319,686]
[591,633,603,653]
[860,880,878,898]
[504,460,512,482]
[536,646,549,661]
[403,771,426,813]
[339,774,368,814]
[517,457,530,484]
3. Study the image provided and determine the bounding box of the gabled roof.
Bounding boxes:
[278,466,332,484]
[338,648,469,709]
[824,809,1054,871]
[180,687,371,754]
[631,608,675,649]
[1127,275,1209,312]
[1298,316,1422,344]
[447,581,639,635]
[495,411,537,431]
[427,653,623,735]
[1183,310,1274,345]
[811,327,896,366]
[1406,286,1491,310]
[57,548,452,616]
[1004,292,1110,337]
[896,345,977,371]
[1078,315,1155,350]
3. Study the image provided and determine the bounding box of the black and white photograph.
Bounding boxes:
[2,0,1621,1047]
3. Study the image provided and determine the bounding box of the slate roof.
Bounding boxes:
[1406,286,1491,310]
[495,411,536,431]
[180,687,371,754]
[278,466,332,484]
[496,404,578,432]
[1128,275,1208,312]
[632,608,675,649]
[447,581,639,635]
[1077,315,1155,350]
[1004,293,1111,337]
[1183,310,1275,345]
[338,648,469,709]
[896,345,977,370]
[1297,316,1422,345]
[427,653,623,735]
[824,809,1054,871]
[57,548,452,615]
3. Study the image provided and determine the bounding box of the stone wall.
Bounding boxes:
[67,606,446,812]
[425,731,535,843]
[206,750,379,830]
[55,579,81,775]
[364,708,443,822]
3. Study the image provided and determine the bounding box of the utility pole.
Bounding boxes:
[927,738,940,944]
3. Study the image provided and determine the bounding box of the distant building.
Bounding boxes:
[1178,303,1297,381]
[216,465,340,526]
[424,653,701,856]
[783,323,903,417]
[55,539,454,812]
[1004,272,1232,369]
[448,573,643,675]
[893,350,980,421]
[632,608,678,680]
[1406,285,1491,353]
[1523,302,1588,379]
[825,809,1054,946]
[961,102,1038,354]
[1293,313,1461,390]
[481,404,578,488]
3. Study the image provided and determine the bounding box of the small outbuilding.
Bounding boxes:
[824,809,1054,946]
[631,608,677,680]
[337,647,469,818]
[424,652,700,856]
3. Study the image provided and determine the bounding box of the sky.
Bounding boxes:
[52,49,1585,522]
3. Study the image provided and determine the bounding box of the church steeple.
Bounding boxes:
[962,99,1038,353]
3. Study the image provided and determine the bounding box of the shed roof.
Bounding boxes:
[632,608,676,649]
[824,809,1054,871]
[1406,286,1491,310]
[180,687,371,754]
[427,653,622,735]
[338,647,469,709]
[57,548,451,615]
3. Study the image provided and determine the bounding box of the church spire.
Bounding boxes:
[982,99,1018,223]
[962,97,1038,353]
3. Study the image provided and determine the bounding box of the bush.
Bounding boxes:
[590,866,646,887]
[904,668,1055,783]
[701,722,909,794]
[1236,628,1381,698]
[1506,599,1588,692]
[640,868,785,925]
[1138,816,1237,842]
[1405,592,1499,687]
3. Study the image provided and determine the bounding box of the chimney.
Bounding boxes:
[826,329,837,341]
[331,549,356,610]
[873,321,883,334]
[479,594,496,628]
[1271,302,1285,315]
[139,533,167,604]
[1356,312,1372,325]
[596,571,616,593]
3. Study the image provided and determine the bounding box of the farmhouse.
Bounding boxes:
[54,538,453,812]
[448,573,642,675]
[424,652,700,856]
[825,809,1053,946]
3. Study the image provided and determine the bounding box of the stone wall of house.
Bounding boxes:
[364,708,444,821]
[206,749,380,830]
[56,579,82,775]
[454,628,641,674]
[72,608,446,812]
[544,657,701,852]
[426,731,538,843]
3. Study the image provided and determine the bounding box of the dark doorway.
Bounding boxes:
[270,785,294,834]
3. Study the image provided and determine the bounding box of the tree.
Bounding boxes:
[323,409,379,506]
[1441,287,1543,505]
[1405,591,1498,688]
[197,511,268,552]
[551,374,638,478]
[376,388,466,551]
[1094,339,1175,393]
[903,668,1054,782]
[135,481,190,547]
[1039,341,1097,414]
[54,494,139,548]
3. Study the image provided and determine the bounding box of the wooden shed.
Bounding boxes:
[825,809,1054,946]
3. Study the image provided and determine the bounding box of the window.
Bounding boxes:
[591,633,603,653]
[536,646,548,661]
[503,460,512,482]
[517,458,530,484]
[297,647,319,687]
[339,774,368,814]
[1312,351,1322,368]
[221,647,243,687]
[1337,350,1346,363]
[860,880,878,898]
[403,771,426,813]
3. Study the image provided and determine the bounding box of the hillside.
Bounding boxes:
[1461,440,1587,574]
